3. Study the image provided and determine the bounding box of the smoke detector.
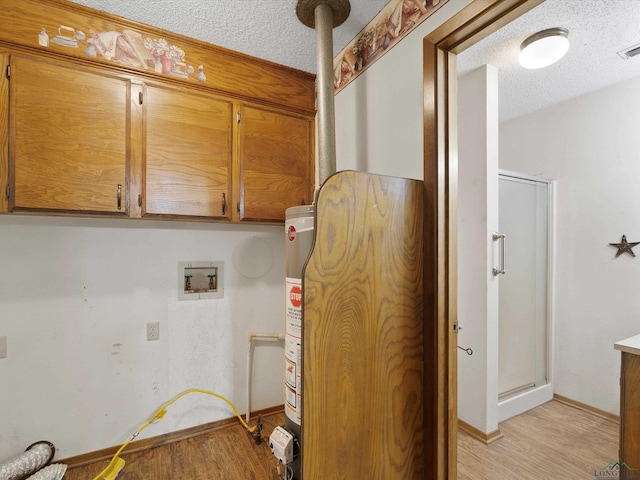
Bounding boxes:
[617,42,640,60]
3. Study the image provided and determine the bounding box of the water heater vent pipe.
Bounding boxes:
[296,0,351,186]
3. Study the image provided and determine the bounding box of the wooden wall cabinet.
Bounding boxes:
[0,0,316,224]
[143,82,233,221]
[9,54,130,215]
[236,105,314,223]
[4,55,314,223]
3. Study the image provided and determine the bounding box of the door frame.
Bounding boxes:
[422,0,544,478]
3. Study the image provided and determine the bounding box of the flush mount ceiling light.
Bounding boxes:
[519,27,569,69]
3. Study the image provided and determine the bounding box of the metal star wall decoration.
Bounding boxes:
[610,234,640,258]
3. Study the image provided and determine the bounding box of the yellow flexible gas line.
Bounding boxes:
[93,388,255,480]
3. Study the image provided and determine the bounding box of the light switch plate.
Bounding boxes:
[0,336,7,358]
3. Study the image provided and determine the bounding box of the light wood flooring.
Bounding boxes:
[458,400,618,480]
[65,400,617,479]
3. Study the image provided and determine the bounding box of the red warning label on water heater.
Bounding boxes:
[287,225,297,241]
[289,285,302,308]
[285,277,302,425]
[286,280,302,338]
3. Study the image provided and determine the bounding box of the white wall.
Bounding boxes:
[335,0,473,178]
[0,0,486,464]
[457,65,500,435]
[500,75,640,415]
[0,216,285,460]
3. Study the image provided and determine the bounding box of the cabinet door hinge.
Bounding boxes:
[453,321,459,334]
[5,184,9,200]
[236,112,241,123]
[5,65,9,79]
[139,92,143,105]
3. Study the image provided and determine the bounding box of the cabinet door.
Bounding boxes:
[0,53,9,213]
[10,55,129,214]
[144,83,232,219]
[237,106,313,222]
[621,352,640,471]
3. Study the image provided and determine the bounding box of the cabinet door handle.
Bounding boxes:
[117,184,122,211]
[492,232,506,275]
[138,194,142,208]
[237,201,241,213]
[222,193,227,215]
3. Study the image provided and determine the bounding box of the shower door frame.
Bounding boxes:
[496,169,556,422]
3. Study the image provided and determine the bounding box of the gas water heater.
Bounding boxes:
[279,1,349,478]
[282,204,314,479]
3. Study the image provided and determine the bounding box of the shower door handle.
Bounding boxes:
[492,232,506,276]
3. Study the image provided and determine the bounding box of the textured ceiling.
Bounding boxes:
[69,0,640,122]
[458,0,640,122]
[69,0,390,74]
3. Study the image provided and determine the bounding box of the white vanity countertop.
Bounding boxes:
[615,334,640,356]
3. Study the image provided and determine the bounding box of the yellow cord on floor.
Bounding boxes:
[92,388,256,480]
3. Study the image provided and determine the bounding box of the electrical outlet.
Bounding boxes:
[0,336,6,358]
[147,322,160,341]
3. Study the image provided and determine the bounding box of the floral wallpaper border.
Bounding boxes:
[334,0,449,93]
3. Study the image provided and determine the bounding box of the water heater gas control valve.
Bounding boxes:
[269,426,294,465]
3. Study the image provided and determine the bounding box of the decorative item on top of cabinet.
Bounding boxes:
[0,0,315,115]
[235,105,314,223]
[34,17,203,82]
[142,82,232,220]
[8,54,131,215]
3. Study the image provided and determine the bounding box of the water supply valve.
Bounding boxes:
[269,426,294,465]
